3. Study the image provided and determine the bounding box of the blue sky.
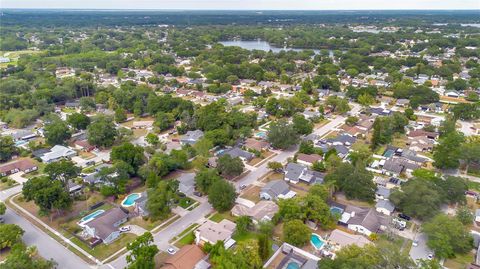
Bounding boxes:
[2,0,479,10]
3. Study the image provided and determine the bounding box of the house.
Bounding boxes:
[297,153,322,166]
[375,186,391,200]
[408,130,438,140]
[328,229,371,249]
[10,130,36,141]
[376,199,395,216]
[302,110,321,119]
[445,90,460,98]
[194,219,236,248]
[134,193,149,217]
[231,201,279,223]
[396,99,410,107]
[132,121,154,129]
[38,145,76,163]
[180,130,204,145]
[260,180,296,200]
[220,147,254,162]
[161,244,208,269]
[0,158,38,177]
[83,208,128,244]
[407,136,435,152]
[263,242,320,269]
[244,138,270,152]
[74,140,95,152]
[340,205,387,236]
[284,163,325,184]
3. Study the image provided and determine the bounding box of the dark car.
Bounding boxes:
[193,191,203,197]
[398,213,411,221]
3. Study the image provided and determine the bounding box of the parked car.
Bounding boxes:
[398,213,411,221]
[0,217,4,223]
[119,226,131,232]
[427,253,434,260]
[240,184,247,190]
[193,191,203,197]
[412,240,418,247]
[167,247,176,255]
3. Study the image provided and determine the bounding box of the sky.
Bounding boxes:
[2,0,479,10]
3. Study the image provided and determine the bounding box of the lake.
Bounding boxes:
[219,40,333,57]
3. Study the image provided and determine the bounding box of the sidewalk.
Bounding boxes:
[9,193,103,266]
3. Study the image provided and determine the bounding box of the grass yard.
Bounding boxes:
[128,214,175,231]
[444,251,475,269]
[210,211,237,223]
[178,197,195,209]
[0,177,18,190]
[232,231,258,242]
[240,186,261,203]
[0,50,42,68]
[70,233,137,261]
[174,231,195,248]
[263,172,284,183]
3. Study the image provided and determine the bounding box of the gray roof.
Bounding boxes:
[285,162,307,181]
[222,147,254,161]
[376,199,395,212]
[383,159,404,174]
[376,186,391,199]
[327,134,356,146]
[180,130,204,144]
[332,144,349,156]
[86,208,128,240]
[261,180,290,199]
[346,207,386,233]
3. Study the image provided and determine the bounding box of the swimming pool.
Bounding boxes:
[255,131,267,138]
[286,261,300,269]
[121,193,141,207]
[310,233,325,250]
[330,206,344,216]
[79,209,105,225]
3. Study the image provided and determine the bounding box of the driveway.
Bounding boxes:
[9,172,28,184]
[410,233,433,262]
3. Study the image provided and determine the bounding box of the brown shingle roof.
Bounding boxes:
[0,158,37,174]
[161,245,206,269]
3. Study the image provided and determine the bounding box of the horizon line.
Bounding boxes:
[1,8,480,11]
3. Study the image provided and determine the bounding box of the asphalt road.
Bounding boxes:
[1,187,93,269]
[409,233,433,262]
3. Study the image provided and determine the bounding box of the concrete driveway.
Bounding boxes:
[9,172,28,184]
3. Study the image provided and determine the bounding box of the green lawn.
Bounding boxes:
[175,231,195,247]
[232,231,258,242]
[0,178,18,190]
[70,233,137,261]
[178,197,194,209]
[444,251,475,269]
[210,212,237,223]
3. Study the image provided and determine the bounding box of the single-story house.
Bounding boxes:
[375,186,391,200]
[244,138,270,152]
[132,121,154,129]
[83,208,128,244]
[231,201,279,223]
[180,130,204,145]
[39,145,77,163]
[297,153,322,166]
[375,199,395,216]
[161,244,208,269]
[284,162,325,184]
[328,229,371,249]
[396,99,410,107]
[0,158,38,176]
[74,140,95,152]
[194,219,236,248]
[263,243,320,269]
[260,180,296,201]
[340,205,387,236]
[220,147,254,162]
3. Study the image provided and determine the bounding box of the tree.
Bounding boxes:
[390,178,443,220]
[0,136,17,162]
[154,112,175,131]
[423,214,473,259]
[357,93,375,106]
[217,154,244,178]
[0,245,56,269]
[111,142,145,173]
[319,242,414,269]
[325,162,376,202]
[258,233,270,261]
[0,224,24,249]
[22,176,72,217]
[267,120,299,149]
[44,120,72,145]
[267,161,283,172]
[67,113,90,130]
[145,133,159,146]
[325,96,350,114]
[292,114,313,135]
[208,179,237,212]
[87,115,118,147]
[44,160,80,190]
[195,168,222,194]
[114,108,127,123]
[146,180,176,220]
[193,138,213,157]
[460,138,480,172]
[434,176,467,204]
[235,216,252,236]
[126,232,159,269]
[0,202,5,215]
[433,131,465,169]
[283,220,310,247]
[456,206,473,225]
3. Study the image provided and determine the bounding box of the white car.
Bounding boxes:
[427,253,434,260]
[119,226,131,232]
[412,240,418,247]
[167,247,176,255]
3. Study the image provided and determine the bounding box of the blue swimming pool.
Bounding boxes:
[286,262,300,269]
[330,206,344,216]
[310,233,325,250]
[79,209,105,224]
[122,193,141,207]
